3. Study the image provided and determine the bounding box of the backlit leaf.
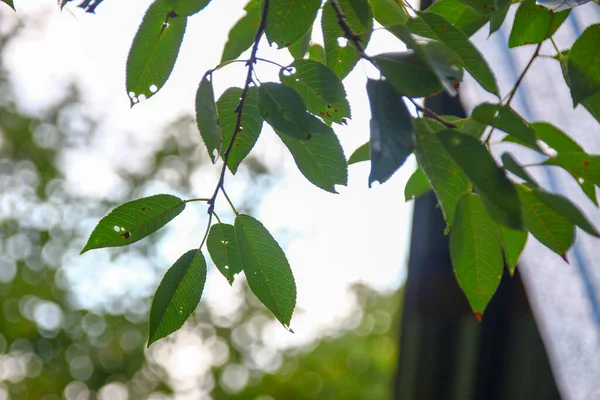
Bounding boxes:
[367,79,415,186]
[221,0,260,62]
[288,27,312,59]
[235,214,296,327]
[81,194,185,254]
[126,0,187,106]
[508,0,569,48]
[207,223,243,284]
[279,60,351,124]
[567,24,600,106]
[442,116,487,138]
[369,0,409,26]
[426,0,487,37]
[195,73,222,163]
[265,0,321,48]
[450,192,504,318]
[471,103,540,151]
[148,249,207,345]
[164,0,211,16]
[404,167,432,201]
[544,153,600,187]
[309,43,326,64]
[499,226,527,276]
[259,82,311,140]
[348,142,370,165]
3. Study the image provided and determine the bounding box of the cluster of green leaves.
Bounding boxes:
[5,0,599,341]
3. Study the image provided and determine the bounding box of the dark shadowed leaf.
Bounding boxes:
[508,0,569,48]
[207,223,243,284]
[450,192,504,318]
[195,73,222,163]
[148,249,207,345]
[404,167,432,201]
[439,130,523,229]
[265,0,321,48]
[279,60,351,124]
[567,24,600,106]
[275,116,348,193]
[126,0,187,106]
[500,226,528,276]
[221,0,260,62]
[235,214,296,328]
[259,82,311,140]
[472,103,540,150]
[81,194,185,253]
[501,152,537,184]
[374,52,444,98]
[367,79,415,186]
[348,141,370,165]
[216,86,263,174]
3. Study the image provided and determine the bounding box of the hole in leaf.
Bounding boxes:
[138,94,147,102]
[113,226,120,232]
[282,66,296,76]
[579,178,585,184]
[337,37,348,47]
[149,84,158,93]
[128,91,136,99]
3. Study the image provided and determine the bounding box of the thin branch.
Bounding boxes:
[184,197,210,204]
[329,0,377,67]
[206,0,270,217]
[221,187,239,216]
[550,37,562,60]
[407,97,457,128]
[503,42,542,106]
[256,57,292,71]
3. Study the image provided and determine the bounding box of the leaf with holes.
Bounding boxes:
[280,60,351,124]
[126,0,187,106]
[508,0,569,48]
[367,79,416,186]
[1,0,14,10]
[516,184,574,258]
[221,0,261,62]
[544,153,600,188]
[164,0,211,16]
[568,24,600,106]
[500,226,527,276]
[275,116,348,193]
[259,82,311,140]
[417,12,499,95]
[471,103,540,151]
[450,192,504,319]
[405,167,432,201]
[195,73,222,163]
[148,249,207,346]
[207,223,243,284]
[322,0,373,78]
[288,27,312,59]
[81,194,185,254]
[374,52,445,98]
[216,86,263,174]
[439,130,523,230]
[348,141,370,165]
[370,0,409,26]
[414,118,471,227]
[235,214,296,328]
[265,0,321,49]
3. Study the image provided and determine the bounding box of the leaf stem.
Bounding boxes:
[184,197,210,204]
[212,211,222,224]
[550,37,562,60]
[222,187,239,216]
[199,213,213,249]
[256,57,292,71]
[407,97,457,128]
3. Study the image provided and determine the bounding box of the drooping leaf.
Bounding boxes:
[195,73,222,163]
[1,0,15,10]
[148,249,207,346]
[374,52,445,98]
[438,130,523,230]
[279,60,351,124]
[413,118,471,227]
[556,51,600,126]
[417,12,499,95]
[221,0,261,62]
[265,0,321,49]
[567,24,600,106]
[516,184,574,258]
[235,214,296,328]
[369,0,409,26]
[442,116,487,138]
[426,0,488,37]
[488,0,511,34]
[81,194,185,254]
[275,116,348,193]
[367,79,415,186]
[501,152,538,184]
[537,0,593,11]
[309,43,327,64]
[259,82,311,140]
[164,0,211,16]
[404,167,432,201]
[216,86,263,174]
[471,103,540,151]
[508,0,569,48]
[499,226,528,276]
[531,190,600,237]
[450,192,504,318]
[348,142,370,165]
[544,153,600,188]
[126,1,187,105]
[322,0,374,78]
[288,27,312,59]
[207,223,243,284]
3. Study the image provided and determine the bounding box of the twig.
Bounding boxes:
[206,0,269,217]
[329,0,377,67]
[550,37,562,60]
[407,97,457,128]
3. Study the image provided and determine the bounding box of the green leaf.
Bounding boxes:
[442,116,486,138]
[288,27,312,59]
[439,130,523,230]
[1,0,15,10]
[195,73,222,163]
[216,86,263,174]
[221,0,260,62]
[471,103,540,151]
[164,0,211,16]
[459,0,493,16]
[531,190,600,237]
[148,249,207,346]
[126,1,187,106]
[367,79,416,186]
[499,226,527,277]
[279,60,351,124]
[489,0,511,35]
[348,142,370,165]
[265,0,321,49]
[417,12,499,95]
[508,0,569,48]
[544,152,600,188]
[450,192,504,318]
[259,83,311,140]
[235,214,296,327]
[369,0,409,26]
[501,152,537,184]
[374,52,445,98]
[414,118,471,227]
[516,184,574,258]
[275,116,348,193]
[405,167,432,201]
[81,194,185,254]
[426,0,488,37]
[207,223,243,284]
[322,0,374,78]
[567,24,600,105]
[309,43,326,64]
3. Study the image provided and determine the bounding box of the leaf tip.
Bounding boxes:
[560,252,569,264]
[474,312,483,322]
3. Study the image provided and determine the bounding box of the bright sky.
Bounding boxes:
[3,0,414,349]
